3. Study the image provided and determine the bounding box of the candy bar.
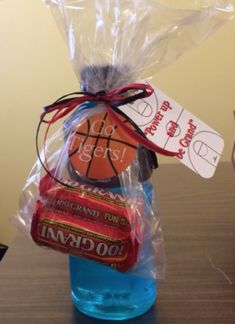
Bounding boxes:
[39,173,142,232]
[31,202,139,271]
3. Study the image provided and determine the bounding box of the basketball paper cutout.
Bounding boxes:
[68,112,138,180]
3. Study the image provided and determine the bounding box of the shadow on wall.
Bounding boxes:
[0,244,8,262]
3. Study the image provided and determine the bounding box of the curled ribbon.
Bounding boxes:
[36,83,177,186]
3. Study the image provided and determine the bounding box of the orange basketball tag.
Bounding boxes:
[68,112,138,180]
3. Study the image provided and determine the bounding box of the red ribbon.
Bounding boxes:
[40,83,177,157]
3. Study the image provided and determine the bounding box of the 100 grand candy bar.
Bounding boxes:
[31,174,143,271]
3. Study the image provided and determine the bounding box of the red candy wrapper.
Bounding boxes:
[31,174,142,271]
[39,174,138,232]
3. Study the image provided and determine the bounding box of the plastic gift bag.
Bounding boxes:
[14,0,233,320]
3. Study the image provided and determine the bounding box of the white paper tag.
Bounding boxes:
[119,84,224,178]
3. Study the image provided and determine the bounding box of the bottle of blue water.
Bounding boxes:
[69,181,157,320]
[66,66,158,320]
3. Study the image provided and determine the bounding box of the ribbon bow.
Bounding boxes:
[38,83,177,160]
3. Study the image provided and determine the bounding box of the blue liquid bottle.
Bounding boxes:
[66,66,158,320]
[69,181,157,320]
